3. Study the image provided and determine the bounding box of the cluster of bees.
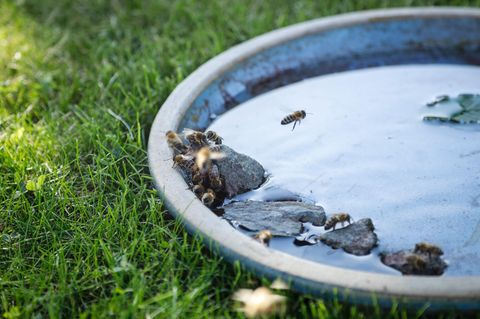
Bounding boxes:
[165,109,308,211]
[166,129,225,207]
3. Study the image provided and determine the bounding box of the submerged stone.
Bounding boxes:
[215,145,265,197]
[380,248,448,276]
[222,201,326,236]
[319,218,378,256]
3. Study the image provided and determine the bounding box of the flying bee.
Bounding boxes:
[183,128,209,149]
[208,164,223,191]
[281,110,306,131]
[196,146,225,172]
[324,213,352,231]
[406,255,427,271]
[253,230,272,246]
[201,188,216,207]
[173,154,196,172]
[191,184,205,198]
[165,130,188,154]
[414,242,444,257]
[205,130,223,144]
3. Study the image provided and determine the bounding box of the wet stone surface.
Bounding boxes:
[215,145,266,198]
[380,249,448,276]
[222,201,326,236]
[319,218,378,256]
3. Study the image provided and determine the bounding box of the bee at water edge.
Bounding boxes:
[253,230,273,246]
[173,154,196,172]
[165,130,188,154]
[183,128,209,149]
[201,188,216,206]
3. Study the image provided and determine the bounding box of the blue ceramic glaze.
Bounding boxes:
[180,18,480,131]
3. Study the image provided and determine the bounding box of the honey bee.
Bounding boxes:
[281,110,306,131]
[192,171,204,184]
[209,144,222,153]
[191,184,205,198]
[208,164,223,191]
[414,242,444,256]
[183,128,209,149]
[253,230,272,246]
[173,154,196,172]
[406,255,427,271]
[201,188,216,207]
[324,213,352,231]
[165,130,188,154]
[205,130,223,144]
[196,146,225,172]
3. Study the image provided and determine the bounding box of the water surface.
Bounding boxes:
[208,64,480,276]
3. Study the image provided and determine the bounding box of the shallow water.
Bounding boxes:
[208,64,480,276]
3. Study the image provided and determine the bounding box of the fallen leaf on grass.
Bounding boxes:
[233,287,286,318]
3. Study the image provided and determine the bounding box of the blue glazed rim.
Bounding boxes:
[148,8,480,311]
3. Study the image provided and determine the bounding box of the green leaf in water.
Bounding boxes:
[423,93,480,124]
[457,94,480,111]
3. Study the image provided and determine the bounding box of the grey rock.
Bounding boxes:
[319,218,377,256]
[214,145,265,197]
[222,201,326,236]
[380,249,448,276]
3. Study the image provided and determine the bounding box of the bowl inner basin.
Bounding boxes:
[207,64,480,276]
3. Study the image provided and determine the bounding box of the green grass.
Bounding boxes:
[1,0,480,318]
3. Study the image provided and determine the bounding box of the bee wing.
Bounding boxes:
[210,152,225,160]
[182,128,199,137]
[195,154,207,168]
[179,154,194,162]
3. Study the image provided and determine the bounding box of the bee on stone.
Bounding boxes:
[205,130,223,144]
[208,164,223,192]
[183,128,209,149]
[192,170,204,185]
[201,188,216,207]
[191,184,205,198]
[324,213,352,231]
[173,154,196,172]
[281,110,306,131]
[209,144,223,153]
[406,255,427,271]
[165,130,188,154]
[414,242,444,257]
[196,146,225,173]
[253,230,272,246]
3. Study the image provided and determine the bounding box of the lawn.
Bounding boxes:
[1,0,479,318]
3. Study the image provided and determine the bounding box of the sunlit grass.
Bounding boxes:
[1,0,480,317]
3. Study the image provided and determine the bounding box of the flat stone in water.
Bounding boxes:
[215,145,265,198]
[222,201,326,236]
[319,218,378,256]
